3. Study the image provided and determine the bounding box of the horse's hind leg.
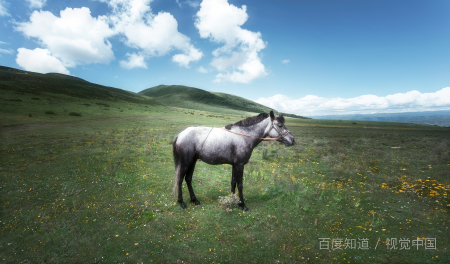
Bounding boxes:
[176,167,187,209]
[176,159,193,209]
[185,159,200,205]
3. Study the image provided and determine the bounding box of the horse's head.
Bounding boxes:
[269,111,295,146]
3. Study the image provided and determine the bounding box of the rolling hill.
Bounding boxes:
[138,84,308,118]
[0,65,308,119]
[138,84,273,114]
[0,66,161,105]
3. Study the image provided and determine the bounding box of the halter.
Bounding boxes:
[220,120,291,141]
[268,120,291,139]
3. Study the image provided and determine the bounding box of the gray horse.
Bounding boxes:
[173,111,295,211]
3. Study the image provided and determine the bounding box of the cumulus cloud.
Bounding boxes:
[256,88,450,116]
[14,0,201,72]
[105,0,202,67]
[26,0,46,9]
[197,66,209,73]
[195,0,267,83]
[172,46,203,68]
[16,48,70,74]
[120,52,147,69]
[15,7,115,69]
[0,0,10,16]
[281,59,290,64]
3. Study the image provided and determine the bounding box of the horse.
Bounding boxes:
[172,110,295,211]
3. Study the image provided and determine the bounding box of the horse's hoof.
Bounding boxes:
[191,199,201,206]
[180,202,187,209]
[239,203,249,211]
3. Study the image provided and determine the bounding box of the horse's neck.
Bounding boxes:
[232,118,271,138]
[262,118,273,137]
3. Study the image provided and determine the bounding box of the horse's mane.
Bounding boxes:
[225,113,269,130]
[276,115,285,124]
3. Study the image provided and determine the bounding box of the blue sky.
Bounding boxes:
[1,0,450,116]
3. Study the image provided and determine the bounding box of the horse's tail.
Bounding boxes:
[172,136,180,198]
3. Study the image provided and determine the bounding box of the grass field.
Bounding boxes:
[1,83,450,263]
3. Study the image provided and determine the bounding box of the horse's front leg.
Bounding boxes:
[231,166,237,194]
[233,164,248,211]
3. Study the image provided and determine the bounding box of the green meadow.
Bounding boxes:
[1,69,450,263]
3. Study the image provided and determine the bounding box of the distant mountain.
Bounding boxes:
[139,84,309,118]
[0,65,161,105]
[313,110,450,127]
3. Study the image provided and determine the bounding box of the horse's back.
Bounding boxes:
[175,127,212,155]
[176,126,238,148]
[177,127,211,145]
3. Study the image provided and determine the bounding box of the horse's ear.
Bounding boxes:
[269,111,275,121]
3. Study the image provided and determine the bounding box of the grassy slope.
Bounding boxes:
[0,65,306,121]
[139,84,309,118]
[0,66,167,130]
[1,66,450,263]
[0,66,160,104]
[139,84,271,114]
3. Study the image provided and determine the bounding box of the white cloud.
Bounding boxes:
[26,0,46,9]
[256,88,450,116]
[197,66,209,73]
[16,48,70,74]
[120,52,147,69]
[105,0,202,68]
[0,48,13,54]
[0,0,9,16]
[14,0,202,72]
[15,7,115,70]
[195,0,267,83]
[176,0,200,8]
[172,46,203,68]
[281,59,290,64]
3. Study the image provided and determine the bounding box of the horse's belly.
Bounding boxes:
[199,154,232,165]
[199,148,250,165]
